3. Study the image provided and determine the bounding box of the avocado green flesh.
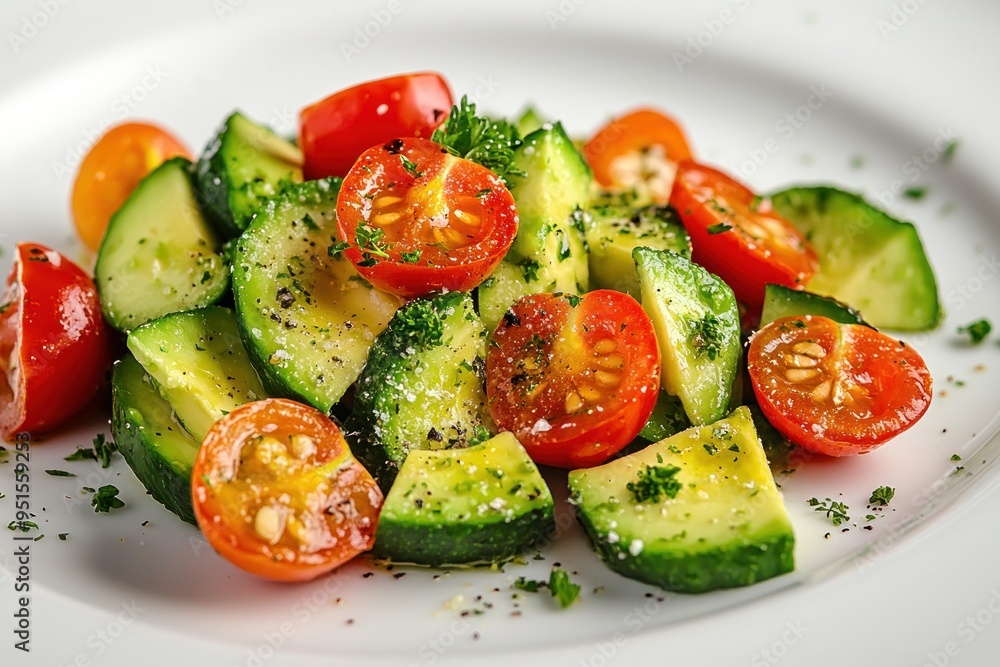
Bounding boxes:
[478,123,591,323]
[375,432,554,565]
[126,306,267,442]
[633,246,740,425]
[769,186,939,331]
[569,407,795,593]
[95,157,228,333]
[232,178,400,414]
[760,283,868,327]
[586,204,691,299]
[112,354,200,525]
[196,111,303,237]
[348,292,492,493]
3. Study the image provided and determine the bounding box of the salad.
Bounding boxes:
[1,71,936,593]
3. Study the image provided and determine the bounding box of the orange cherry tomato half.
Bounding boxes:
[748,315,932,457]
[191,399,383,582]
[336,137,518,299]
[71,122,191,252]
[0,243,112,441]
[299,72,453,180]
[670,160,819,312]
[583,108,694,203]
[486,291,661,469]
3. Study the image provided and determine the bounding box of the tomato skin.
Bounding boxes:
[670,161,818,312]
[191,399,383,583]
[583,108,693,200]
[337,137,518,299]
[300,72,453,180]
[0,243,112,441]
[748,315,932,456]
[71,122,190,251]
[486,291,660,469]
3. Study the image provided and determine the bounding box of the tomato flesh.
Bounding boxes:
[486,291,661,469]
[671,161,818,312]
[191,399,383,582]
[71,122,190,252]
[336,137,518,298]
[748,315,932,456]
[583,108,694,203]
[0,243,112,441]
[300,72,452,180]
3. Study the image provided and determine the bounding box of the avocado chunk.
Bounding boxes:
[477,123,591,330]
[196,111,304,238]
[95,157,228,333]
[232,178,401,413]
[126,306,267,441]
[569,406,795,593]
[586,203,691,299]
[112,354,200,525]
[760,283,869,328]
[768,186,940,331]
[633,247,740,425]
[374,432,554,565]
[346,292,493,493]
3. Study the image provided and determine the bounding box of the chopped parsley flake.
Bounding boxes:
[687,313,725,361]
[548,567,580,609]
[45,469,76,477]
[807,497,850,526]
[400,249,422,264]
[958,318,991,344]
[399,154,423,178]
[868,485,895,506]
[706,222,732,235]
[903,186,927,200]
[627,464,682,503]
[92,485,126,513]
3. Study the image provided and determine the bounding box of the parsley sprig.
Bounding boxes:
[431,96,523,185]
[807,497,850,526]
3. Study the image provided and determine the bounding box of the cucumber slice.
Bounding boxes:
[126,306,267,441]
[760,283,869,327]
[232,178,401,414]
[633,247,740,425]
[346,291,492,493]
[95,158,228,333]
[196,111,304,238]
[374,432,554,565]
[586,204,691,299]
[769,186,940,331]
[637,391,691,444]
[513,106,546,137]
[569,406,795,593]
[112,354,199,525]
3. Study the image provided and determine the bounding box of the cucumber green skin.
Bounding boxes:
[769,186,940,331]
[375,508,553,566]
[95,157,229,333]
[111,354,199,525]
[637,391,691,443]
[575,512,794,594]
[346,291,491,493]
[586,204,691,299]
[760,283,869,327]
[196,111,303,238]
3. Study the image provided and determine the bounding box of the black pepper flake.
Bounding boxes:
[511,611,522,617]
[141,520,149,527]
[824,533,831,539]
[393,572,406,579]
[863,525,874,531]
[383,139,404,154]
[362,572,374,579]
[346,619,355,625]
[427,427,444,442]
[276,287,296,308]
[472,632,480,641]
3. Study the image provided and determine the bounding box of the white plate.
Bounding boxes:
[3,1,1000,665]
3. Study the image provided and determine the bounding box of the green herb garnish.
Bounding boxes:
[958,318,991,344]
[868,486,895,506]
[807,497,850,526]
[627,464,682,504]
[92,485,125,513]
[548,567,580,609]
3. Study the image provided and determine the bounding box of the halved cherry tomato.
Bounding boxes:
[583,108,694,203]
[0,243,112,441]
[191,399,383,582]
[71,122,191,252]
[300,72,453,180]
[486,291,661,469]
[336,137,518,298]
[671,160,818,312]
[748,315,932,456]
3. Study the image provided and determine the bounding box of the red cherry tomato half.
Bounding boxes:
[336,137,518,299]
[486,291,661,469]
[748,315,932,456]
[583,108,694,203]
[191,399,383,582]
[670,160,818,312]
[299,72,453,180]
[0,243,112,441]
